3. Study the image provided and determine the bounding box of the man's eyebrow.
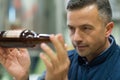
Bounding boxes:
[67,24,94,29]
[67,25,74,28]
[80,24,94,28]
[67,24,87,27]
[67,25,71,27]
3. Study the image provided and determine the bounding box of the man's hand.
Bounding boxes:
[40,34,70,80]
[0,48,31,80]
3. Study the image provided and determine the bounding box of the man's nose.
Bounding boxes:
[73,29,83,42]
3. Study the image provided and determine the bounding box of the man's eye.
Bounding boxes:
[69,27,73,30]
[82,26,91,30]
[68,26,75,34]
[81,24,93,31]
[68,26,74,31]
[81,26,93,33]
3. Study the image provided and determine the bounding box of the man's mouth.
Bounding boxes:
[75,45,88,50]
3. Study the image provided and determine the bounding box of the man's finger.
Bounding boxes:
[40,43,59,68]
[40,53,53,72]
[50,34,68,61]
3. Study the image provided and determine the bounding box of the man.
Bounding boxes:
[0,0,120,80]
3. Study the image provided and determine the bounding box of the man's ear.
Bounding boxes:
[105,22,114,37]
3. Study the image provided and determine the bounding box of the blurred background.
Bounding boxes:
[0,0,120,80]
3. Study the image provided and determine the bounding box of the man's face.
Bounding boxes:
[67,5,111,59]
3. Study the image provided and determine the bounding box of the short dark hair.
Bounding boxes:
[66,0,112,24]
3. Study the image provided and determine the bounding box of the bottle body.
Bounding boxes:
[0,30,50,48]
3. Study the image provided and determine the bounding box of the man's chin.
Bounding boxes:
[77,51,89,57]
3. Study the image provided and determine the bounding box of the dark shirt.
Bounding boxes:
[38,35,120,80]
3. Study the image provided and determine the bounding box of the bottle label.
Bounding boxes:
[3,30,23,38]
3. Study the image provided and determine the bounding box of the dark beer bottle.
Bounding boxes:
[0,29,50,48]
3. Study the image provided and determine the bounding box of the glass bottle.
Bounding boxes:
[0,29,50,48]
